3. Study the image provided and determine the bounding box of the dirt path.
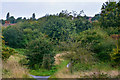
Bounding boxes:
[54,52,66,65]
[53,52,119,78]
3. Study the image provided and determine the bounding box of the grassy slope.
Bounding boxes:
[28,51,120,78]
[2,48,33,78]
[3,48,119,78]
[49,52,120,78]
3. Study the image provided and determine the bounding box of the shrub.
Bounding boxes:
[61,37,94,73]
[26,33,55,69]
[103,27,119,35]
[42,17,74,41]
[99,1,120,28]
[110,39,120,66]
[73,18,92,33]
[77,27,116,61]
[3,26,27,48]
[1,36,17,61]
[2,47,15,61]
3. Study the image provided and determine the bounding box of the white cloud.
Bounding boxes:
[1,0,108,2]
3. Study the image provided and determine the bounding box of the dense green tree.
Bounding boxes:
[23,17,26,20]
[6,12,10,20]
[100,1,120,28]
[78,27,116,61]
[32,13,36,20]
[9,16,15,24]
[73,18,92,33]
[16,17,22,23]
[0,19,5,25]
[26,33,55,69]
[3,26,27,48]
[42,17,74,41]
[91,14,101,21]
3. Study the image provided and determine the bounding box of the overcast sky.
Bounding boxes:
[1,0,119,20]
[1,0,108,2]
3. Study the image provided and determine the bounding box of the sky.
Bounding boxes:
[1,0,108,2]
[1,0,119,20]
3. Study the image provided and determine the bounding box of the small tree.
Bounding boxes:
[26,33,55,69]
[9,16,15,24]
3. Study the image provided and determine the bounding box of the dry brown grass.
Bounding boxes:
[2,54,30,78]
[54,52,65,65]
[53,52,119,78]
[55,67,81,78]
[54,68,119,78]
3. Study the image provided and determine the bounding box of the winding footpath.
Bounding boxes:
[30,52,70,80]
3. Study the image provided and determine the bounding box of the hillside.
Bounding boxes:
[1,1,120,79]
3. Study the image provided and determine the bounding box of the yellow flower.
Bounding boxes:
[1,36,4,38]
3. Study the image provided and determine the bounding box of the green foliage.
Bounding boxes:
[30,66,57,76]
[100,1,120,28]
[3,26,27,48]
[73,63,92,71]
[3,13,92,48]
[2,21,42,48]
[19,57,28,66]
[91,14,101,21]
[2,8,119,76]
[79,27,116,61]
[8,16,15,24]
[15,48,28,55]
[42,54,54,70]
[73,18,92,33]
[0,19,5,25]
[16,17,23,23]
[110,39,120,65]
[60,33,94,73]
[2,36,17,61]
[103,27,119,35]
[42,17,74,41]
[32,13,36,20]
[6,12,10,20]
[2,47,15,61]
[26,33,55,69]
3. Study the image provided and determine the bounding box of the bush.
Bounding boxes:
[30,66,57,76]
[99,2,120,28]
[1,36,17,61]
[61,36,94,73]
[73,18,92,33]
[26,33,55,69]
[103,27,119,35]
[77,27,116,61]
[3,26,27,48]
[2,21,42,48]
[110,39,120,66]
[2,47,15,61]
[42,17,74,41]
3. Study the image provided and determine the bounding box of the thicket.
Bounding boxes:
[26,33,55,70]
[100,2,120,28]
[1,36,17,61]
[2,1,120,71]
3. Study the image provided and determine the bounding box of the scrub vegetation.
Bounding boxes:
[1,1,120,78]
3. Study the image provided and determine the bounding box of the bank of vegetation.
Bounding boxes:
[1,1,120,78]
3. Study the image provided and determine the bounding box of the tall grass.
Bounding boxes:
[2,54,30,78]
